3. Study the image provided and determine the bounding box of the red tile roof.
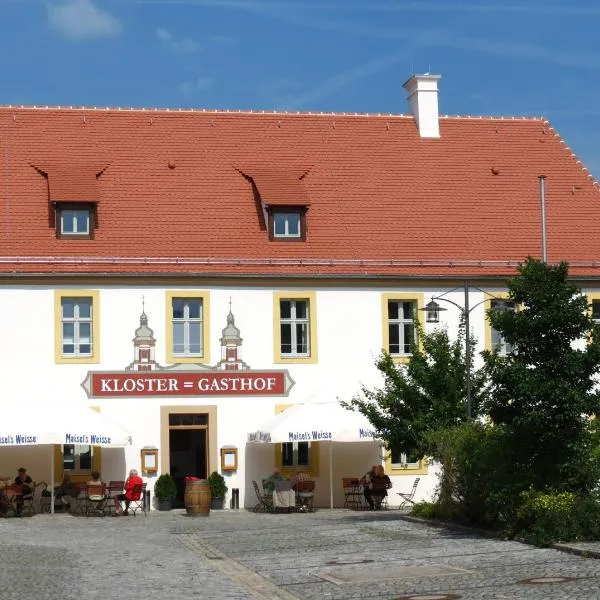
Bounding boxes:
[0,106,598,278]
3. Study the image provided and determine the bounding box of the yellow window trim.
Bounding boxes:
[381,293,425,364]
[483,292,512,353]
[165,291,211,364]
[384,454,429,476]
[273,291,318,364]
[54,406,102,483]
[273,404,320,477]
[587,292,600,317]
[54,290,100,364]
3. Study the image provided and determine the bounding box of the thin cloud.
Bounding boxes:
[179,76,215,95]
[47,0,122,41]
[136,0,600,17]
[156,27,199,52]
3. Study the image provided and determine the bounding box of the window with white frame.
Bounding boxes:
[390,447,420,469]
[280,299,310,356]
[491,299,516,355]
[273,212,301,238]
[59,208,90,235]
[387,300,417,355]
[281,441,311,469]
[172,298,203,357]
[62,444,92,472]
[61,297,93,357]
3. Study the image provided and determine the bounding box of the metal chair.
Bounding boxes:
[128,483,147,516]
[342,478,364,510]
[252,480,274,513]
[86,484,106,517]
[370,477,392,510]
[295,480,315,512]
[71,483,89,516]
[397,477,420,509]
[103,481,125,516]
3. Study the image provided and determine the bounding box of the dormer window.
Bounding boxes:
[269,208,307,241]
[56,203,95,239]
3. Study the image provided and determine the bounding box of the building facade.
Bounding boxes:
[0,73,599,508]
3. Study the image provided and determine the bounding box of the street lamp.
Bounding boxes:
[420,281,511,420]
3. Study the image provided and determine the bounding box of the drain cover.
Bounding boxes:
[326,559,374,566]
[520,576,576,585]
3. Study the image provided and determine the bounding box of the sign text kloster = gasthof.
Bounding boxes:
[91,371,288,397]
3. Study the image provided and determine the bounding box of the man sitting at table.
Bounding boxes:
[115,469,143,516]
[14,467,34,517]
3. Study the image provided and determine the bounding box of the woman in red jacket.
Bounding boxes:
[115,469,143,516]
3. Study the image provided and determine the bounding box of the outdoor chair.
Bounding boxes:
[71,483,89,516]
[252,480,274,513]
[86,484,106,517]
[342,478,364,510]
[2,484,23,517]
[103,481,125,516]
[397,477,420,509]
[370,478,392,510]
[127,483,147,516]
[295,480,315,512]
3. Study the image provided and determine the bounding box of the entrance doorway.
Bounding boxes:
[168,413,208,508]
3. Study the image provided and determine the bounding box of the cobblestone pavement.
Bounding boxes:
[2,509,600,600]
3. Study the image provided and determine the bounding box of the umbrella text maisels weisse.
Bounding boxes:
[0,434,37,445]
[359,428,376,439]
[65,434,112,444]
[288,431,332,441]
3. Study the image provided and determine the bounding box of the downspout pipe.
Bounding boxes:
[539,175,547,262]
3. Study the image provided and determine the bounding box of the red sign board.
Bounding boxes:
[82,370,294,398]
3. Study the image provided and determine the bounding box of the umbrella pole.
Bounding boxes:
[50,447,54,515]
[329,441,333,509]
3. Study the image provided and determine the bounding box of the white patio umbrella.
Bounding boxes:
[248,402,379,508]
[0,403,132,513]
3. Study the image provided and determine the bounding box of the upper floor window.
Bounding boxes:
[55,290,100,363]
[165,292,210,364]
[172,297,203,357]
[387,300,417,356]
[273,292,318,364]
[55,204,95,238]
[592,299,600,323]
[268,209,306,241]
[490,299,516,355]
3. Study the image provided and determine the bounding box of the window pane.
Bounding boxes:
[79,323,91,343]
[62,299,75,319]
[402,323,414,353]
[274,214,287,236]
[187,299,201,319]
[172,299,185,319]
[297,442,310,465]
[63,444,75,470]
[389,324,399,354]
[388,301,399,320]
[280,300,291,320]
[593,300,600,321]
[79,445,92,470]
[189,324,201,354]
[294,300,307,319]
[75,211,89,234]
[295,323,308,354]
[62,211,74,233]
[62,323,74,342]
[282,443,294,466]
[280,324,292,354]
[78,300,91,319]
[287,214,300,235]
[173,323,185,353]
[402,301,415,319]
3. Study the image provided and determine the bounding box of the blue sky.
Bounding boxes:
[1,0,600,175]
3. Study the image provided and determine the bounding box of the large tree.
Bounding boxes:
[484,257,600,491]
[347,326,485,459]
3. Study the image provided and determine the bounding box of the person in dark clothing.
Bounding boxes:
[14,467,34,516]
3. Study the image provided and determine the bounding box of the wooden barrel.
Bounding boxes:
[184,479,211,516]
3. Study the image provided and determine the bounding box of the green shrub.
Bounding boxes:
[410,502,440,519]
[208,471,228,498]
[515,491,600,546]
[154,473,178,500]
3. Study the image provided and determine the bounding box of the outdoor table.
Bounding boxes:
[272,480,295,509]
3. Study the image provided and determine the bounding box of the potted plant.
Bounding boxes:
[208,471,228,509]
[154,473,178,511]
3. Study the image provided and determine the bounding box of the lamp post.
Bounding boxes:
[421,282,509,420]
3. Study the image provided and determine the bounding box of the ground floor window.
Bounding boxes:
[62,444,92,472]
[281,441,311,468]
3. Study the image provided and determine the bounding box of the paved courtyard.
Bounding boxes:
[2,509,600,599]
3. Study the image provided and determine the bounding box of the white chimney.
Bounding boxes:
[402,74,441,138]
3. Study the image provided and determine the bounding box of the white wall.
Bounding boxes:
[0,282,522,508]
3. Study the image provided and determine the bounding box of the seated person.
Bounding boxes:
[291,471,311,490]
[14,467,34,516]
[368,465,392,510]
[115,469,143,516]
[263,468,287,494]
[361,465,378,510]
[55,472,77,510]
[86,471,105,502]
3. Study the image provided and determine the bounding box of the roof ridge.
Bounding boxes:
[542,118,600,191]
[0,104,544,121]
